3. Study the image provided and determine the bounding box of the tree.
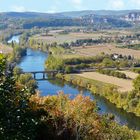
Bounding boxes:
[102,58,115,67]
[133,75,140,93]
[18,74,38,94]
[13,66,23,77]
[0,54,38,139]
[65,66,74,73]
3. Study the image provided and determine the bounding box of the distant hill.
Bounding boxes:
[1,10,140,19]
[0,12,67,19]
[60,10,140,18]
[1,10,140,29]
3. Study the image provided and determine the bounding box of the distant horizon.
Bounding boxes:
[0,0,140,13]
[1,9,140,14]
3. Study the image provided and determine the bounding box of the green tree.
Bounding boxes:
[13,66,23,78]
[65,66,74,73]
[102,58,115,67]
[0,54,38,140]
[133,75,140,93]
[18,74,38,94]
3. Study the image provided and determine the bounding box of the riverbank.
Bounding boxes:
[6,35,27,63]
[56,73,140,117]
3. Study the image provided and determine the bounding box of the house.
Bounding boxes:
[113,54,119,59]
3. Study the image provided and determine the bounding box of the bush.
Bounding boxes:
[132,68,140,74]
[129,98,139,108]
[98,69,127,79]
[65,66,74,73]
[18,74,38,94]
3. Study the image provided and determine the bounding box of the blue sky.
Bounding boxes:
[0,0,140,13]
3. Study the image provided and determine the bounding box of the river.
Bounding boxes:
[7,35,20,44]
[9,35,140,130]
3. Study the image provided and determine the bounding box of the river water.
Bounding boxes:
[9,35,140,130]
[7,35,20,44]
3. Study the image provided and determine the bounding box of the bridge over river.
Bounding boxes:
[22,67,139,80]
[22,70,63,80]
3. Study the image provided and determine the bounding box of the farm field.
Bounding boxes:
[74,45,140,59]
[32,28,136,44]
[33,32,105,44]
[76,71,137,92]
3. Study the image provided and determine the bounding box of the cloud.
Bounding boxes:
[72,0,82,5]
[109,0,124,10]
[11,5,26,12]
[71,0,84,10]
[130,0,140,6]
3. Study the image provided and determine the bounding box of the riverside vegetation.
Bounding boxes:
[1,53,140,140]
[45,47,140,117]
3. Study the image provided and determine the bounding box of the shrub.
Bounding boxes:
[65,66,74,73]
[98,69,127,79]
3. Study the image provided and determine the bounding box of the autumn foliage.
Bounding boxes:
[30,92,135,140]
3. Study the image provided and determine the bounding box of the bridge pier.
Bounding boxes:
[43,72,45,79]
[33,73,36,79]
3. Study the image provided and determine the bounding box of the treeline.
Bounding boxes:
[45,52,137,73]
[133,68,140,74]
[0,28,44,47]
[98,69,127,79]
[65,38,107,47]
[19,28,45,47]
[29,38,49,52]
[23,19,83,29]
[1,54,138,140]
[8,42,27,62]
[28,37,129,49]
[118,44,140,50]
[22,16,132,29]
[0,30,22,44]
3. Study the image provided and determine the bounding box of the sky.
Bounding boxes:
[0,0,140,13]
